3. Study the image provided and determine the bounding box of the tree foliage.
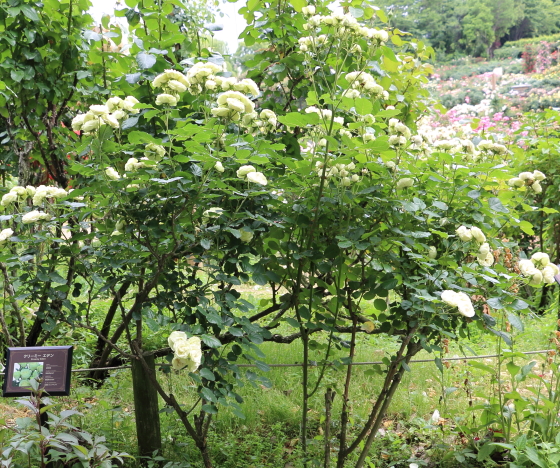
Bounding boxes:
[376,0,560,57]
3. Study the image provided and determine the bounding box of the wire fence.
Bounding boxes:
[0,348,554,377]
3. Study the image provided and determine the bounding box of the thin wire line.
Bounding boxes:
[0,349,554,376]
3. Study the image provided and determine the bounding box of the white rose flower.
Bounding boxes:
[0,228,14,243]
[470,227,486,243]
[113,109,127,121]
[441,290,459,306]
[533,170,546,181]
[428,246,437,259]
[532,181,542,194]
[246,172,268,186]
[396,178,413,189]
[155,94,178,106]
[168,79,187,93]
[123,96,140,113]
[22,210,51,224]
[215,161,225,173]
[519,172,534,181]
[456,226,472,242]
[519,259,538,276]
[82,119,100,133]
[89,104,109,116]
[172,336,202,372]
[105,167,121,181]
[531,252,550,266]
[530,270,544,286]
[1,192,18,206]
[71,114,86,131]
[302,5,316,15]
[543,265,557,284]
[237,165,256,178]
[478,252,494,267]
[168,331,188,351]
[508,177,523,187]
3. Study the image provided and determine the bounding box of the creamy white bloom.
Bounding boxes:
[1,192,18,206]
[171,336,202,372]
[456,226,472,242]
[530,270,544,286]
[246,172,268,186]
[428,246,437,259]
[533,170,546,181]
[519,259,538,276]
[105,167,120,181]
[168,79,187,93]
[531,252,550,266]
[71,114,86,131]
[0,228,13,243]
[22,210,51,224]
[478,252,494,267]
[302,5,316,15]
[123,96,140,113]
[155,94,178,106]
[532,181,542,194]
[441,290,475,317]
[543,265,558,284]
[89,105,109,116]
[145,142,166,160]
[396,178,413,189]
[470,226,486,243]
[82,119,100,133]
[237,165,256,178]
[125,158,145,172]
[431,410,440,423]
[215,161,225,172]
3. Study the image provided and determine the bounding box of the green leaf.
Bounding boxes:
[488,197,509,213]
[506,312,524,332]
[137,52,156,69]
[277,112,320,127]
[201,403,218,414]
[200,387,217,402]
[486,297,503,310]
[477,442,495,461]
[199,368,216,381]
[20,5,39,21]
[49,272,67,284]
[201,239,211,250]
[519,220,534,235]
[469,361,495,374]
[288,0,306,11]
[10,70,24,82]
[201,335,222,348]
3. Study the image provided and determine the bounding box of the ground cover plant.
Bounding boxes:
[2,0,560,467]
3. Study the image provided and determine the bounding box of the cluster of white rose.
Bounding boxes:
[314,161,360,186]
[168,331,202,372]
[241,109,278,134]
[144,142,166,161]
[152,69,190,106]
[211,90,255,121]
[72,97,139,134]
[1,185,67,207]
[440,290,475,317]
[22,210,52,224]
[237,165,268,186]
[456,225,494,267]
[519,253,559,286]
[476,139,508,156]
[343,71,388,100]
[298,34,328,53]
[183,61,260,97]
[508,170,545,194]
[388,118,412,147]
[302,8,389,46]
[124,158,146,172]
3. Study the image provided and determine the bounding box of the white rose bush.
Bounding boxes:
[0,0,556,467]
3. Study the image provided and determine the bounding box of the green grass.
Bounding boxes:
[3,286,559,467]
